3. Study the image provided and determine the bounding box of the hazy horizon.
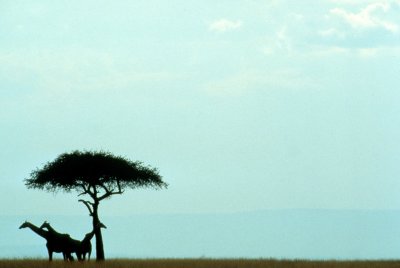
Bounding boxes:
[1,0,399,260]
[7,210,400,259]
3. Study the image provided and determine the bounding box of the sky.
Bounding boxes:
[1,0,400,216]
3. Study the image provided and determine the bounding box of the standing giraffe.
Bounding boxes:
[19,221,74,261]
[40,221,81,261]
[80,222,107,260]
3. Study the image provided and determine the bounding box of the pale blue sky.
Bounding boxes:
[1,0,400,216]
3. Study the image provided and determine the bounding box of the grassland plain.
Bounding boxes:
[0,259,399,268]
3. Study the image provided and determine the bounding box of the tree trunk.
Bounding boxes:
[92,202,105,260]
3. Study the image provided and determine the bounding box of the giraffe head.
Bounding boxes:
[83,222,107,241]
[40,221,51,230]
[83,232,94,241]
[19,221,30,229]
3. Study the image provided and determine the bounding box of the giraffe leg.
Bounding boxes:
[48,250,53,261]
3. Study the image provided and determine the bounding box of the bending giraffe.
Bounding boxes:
[19,221,74,261]
[80,222,107,260]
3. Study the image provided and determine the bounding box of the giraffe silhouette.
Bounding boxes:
[19,221,74,261]
[40,221,81,261]
[79,222,107,260]
[41,221,106,261]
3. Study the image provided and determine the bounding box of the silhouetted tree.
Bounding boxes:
[25,150,167,261]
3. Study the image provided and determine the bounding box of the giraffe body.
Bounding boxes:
[19,221,74,261]
[20,220,106,261]
[79,222,107,260]
[40,221,82,260]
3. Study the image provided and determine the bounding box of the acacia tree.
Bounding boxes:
[25,150,167,260]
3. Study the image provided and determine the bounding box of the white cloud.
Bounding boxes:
[274,26,295,54]
[307,45,400,58]
[318,28,347,38]
[209,19,242,32]
[0,48,181,97]
[329,0,378,4]
[307,46,351,57]
[330,2,399,33]
[262,26,294,56]
[204,70,317,96]
[330,0,400,5]
[358,47,378,57]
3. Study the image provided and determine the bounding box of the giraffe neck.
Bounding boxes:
[26,222,49,239]
[46,225,57,234]
[83,230,96,242]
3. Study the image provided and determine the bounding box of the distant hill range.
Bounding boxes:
[4,209,400,259]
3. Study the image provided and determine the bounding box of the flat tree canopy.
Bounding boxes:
[26,150,166,193]
[25,150,167,260]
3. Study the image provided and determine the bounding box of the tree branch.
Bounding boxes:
[117,180,122,193]
[98,182,124,201]
[79,199,94,216]
[77,183,96,199]
[99,184,112,195]
[91,185,98,198]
